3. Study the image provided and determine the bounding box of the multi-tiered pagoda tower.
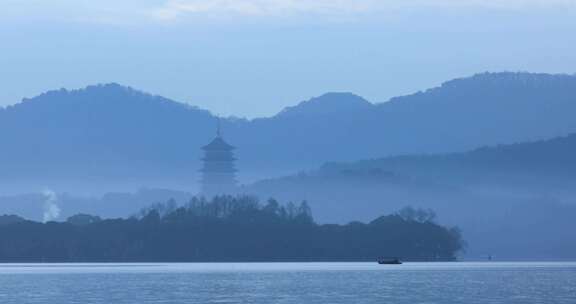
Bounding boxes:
[200,120,237,197]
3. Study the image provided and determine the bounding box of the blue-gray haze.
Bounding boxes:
[1,72,576,259]
[2,1,576,118]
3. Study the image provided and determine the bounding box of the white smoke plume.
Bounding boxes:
[42,189,61,223]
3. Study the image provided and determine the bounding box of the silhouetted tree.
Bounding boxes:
[66,214,102,226]
[0,196,464,262]
[397,206,436,223]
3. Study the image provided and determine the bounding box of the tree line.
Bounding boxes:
[0,196,464,262]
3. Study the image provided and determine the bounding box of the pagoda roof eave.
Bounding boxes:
[202,136,236,150]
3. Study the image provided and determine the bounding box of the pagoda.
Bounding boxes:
[200,119,237,196]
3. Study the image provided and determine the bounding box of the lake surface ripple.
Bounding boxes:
[0,262,575,304]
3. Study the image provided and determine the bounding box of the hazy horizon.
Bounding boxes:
[2,0,576,117]
[2,3,576,303]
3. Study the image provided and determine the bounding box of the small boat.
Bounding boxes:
[377,258,402,265]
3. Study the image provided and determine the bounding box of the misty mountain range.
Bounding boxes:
[2,72,576,194]
[248,133,576,258]
[249,129,576,222]
[2,71,576,258]
[316,132,576,190]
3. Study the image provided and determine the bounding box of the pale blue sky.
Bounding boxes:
[1,0,576,117]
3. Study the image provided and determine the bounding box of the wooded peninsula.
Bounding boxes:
[0,196,464,262]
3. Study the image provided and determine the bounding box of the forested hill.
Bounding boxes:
[3,72,576,192]
[245,134,576,258]
[247,132,576,226]
[0,196,463,262]
[0,84,216,192]
[318,132,576,183]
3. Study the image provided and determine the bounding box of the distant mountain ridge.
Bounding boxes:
[2,72,576,193]
[275,92,374,118]
[320,132,576,181]
[245,131,576,259]
[253,131,576,196]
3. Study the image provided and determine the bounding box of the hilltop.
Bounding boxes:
[2,72,576,192]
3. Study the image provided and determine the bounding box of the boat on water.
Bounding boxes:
[377,258,402,265]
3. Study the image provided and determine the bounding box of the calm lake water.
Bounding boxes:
[0,262,575,303]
